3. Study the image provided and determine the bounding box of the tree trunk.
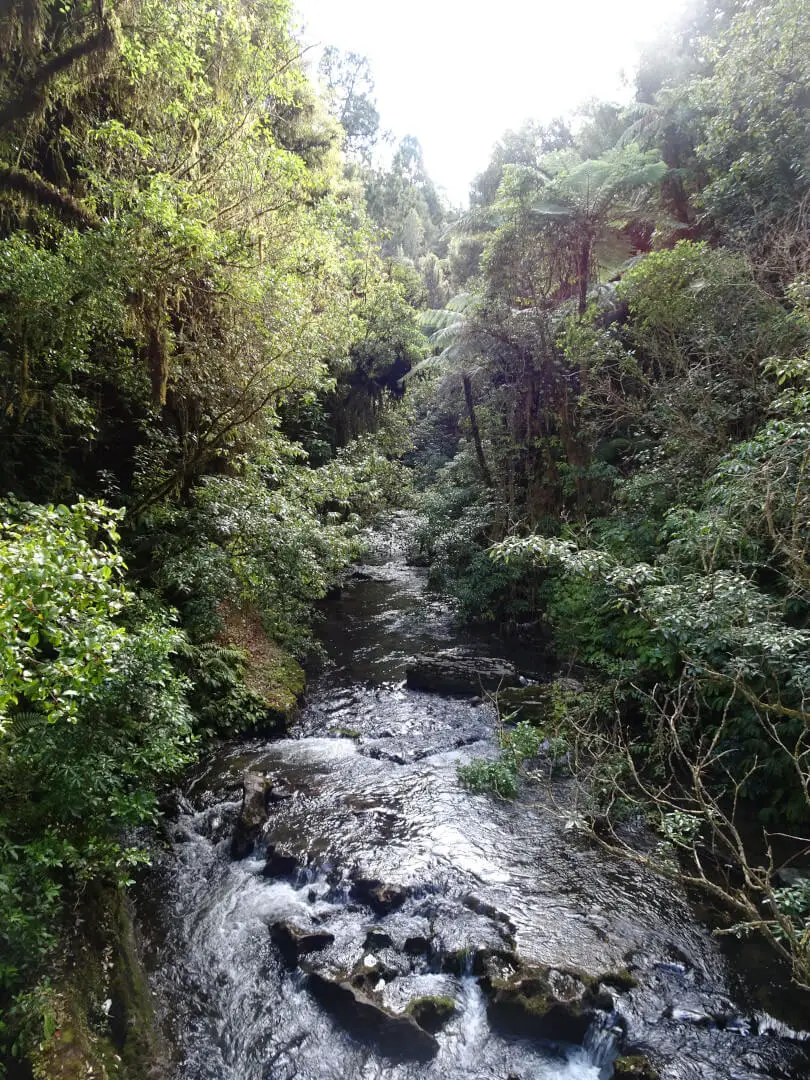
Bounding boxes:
[462,372,493,487]
[577,234,592,316]
[0,22,117,132]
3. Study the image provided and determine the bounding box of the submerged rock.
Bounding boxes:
[405,650,520,695]
[306,970,439,1060]
[271,921,334,967]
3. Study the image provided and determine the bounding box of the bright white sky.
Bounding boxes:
[293,0,688,206]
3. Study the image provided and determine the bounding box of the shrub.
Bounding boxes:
[0,499,193,995]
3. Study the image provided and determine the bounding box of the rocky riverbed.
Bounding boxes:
[142,521,810,1080]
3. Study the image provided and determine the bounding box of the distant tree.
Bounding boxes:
[318,46,380,160]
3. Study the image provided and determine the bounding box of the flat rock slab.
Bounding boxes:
[406,651,520,696]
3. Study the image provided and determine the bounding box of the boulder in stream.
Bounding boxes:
[271,921,334,967]
[479,952,606,1044]
[349,877,407,915]
[406,995,457,1034]
[364,927,394,950]
[305,970,439,1060]
[406,649,520,696]
[231,771,272,859]
[263,843,301,878]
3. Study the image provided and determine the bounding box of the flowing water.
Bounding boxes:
[143,521,810,1080]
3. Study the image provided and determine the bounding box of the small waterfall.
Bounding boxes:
[584,1012,622,1076]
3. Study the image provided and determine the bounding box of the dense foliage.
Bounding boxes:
[409,0,810,983]
[0,0,436,1062]
[3,0,810,1057]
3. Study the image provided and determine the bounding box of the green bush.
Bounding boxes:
[0,499,193,997]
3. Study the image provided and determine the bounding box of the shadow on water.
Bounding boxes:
[142,516,810,1080]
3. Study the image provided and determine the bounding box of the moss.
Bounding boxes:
[218,603,305,728]
[406,995,457,1033]
[612,1054,659,1079]
[26,887,164,1080]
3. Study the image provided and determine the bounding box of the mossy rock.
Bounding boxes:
[406,995,457,1034]
[612,1054,659,1079]
[306,970,439,1060]
[329,726,361,739]
[496,678,584,726]
[482,959,600,1044]
[27,888,164,1080]
[599,967,638,991]
[29,990,120,1080]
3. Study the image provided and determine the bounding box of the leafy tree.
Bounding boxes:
[318,46,380,160]
[693,0,810,247]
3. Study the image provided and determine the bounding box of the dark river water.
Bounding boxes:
[142,521,810,1080]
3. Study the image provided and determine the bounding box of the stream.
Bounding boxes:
[142,521,810,1080]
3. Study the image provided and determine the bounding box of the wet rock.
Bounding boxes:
[364,927,394,950]
[773,866,810,887]
[403,935,430,956]
[612,1054,659,1079]
[349,877,407,915]
[271,922,334,967]
[262,844,300,879]
[430,904,513,973]
[472,947,521,979]
[306,970,439,1060]
[405,650,520,696]
[667,1005,716,1027]
[461,895,516,934]
[231,771,271,859]
[406,995,457,1034]
[353,952,402,983]
[481,959,601,1043]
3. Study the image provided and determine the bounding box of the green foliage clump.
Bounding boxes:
[458,721,553,799]
[0,499,193,997]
